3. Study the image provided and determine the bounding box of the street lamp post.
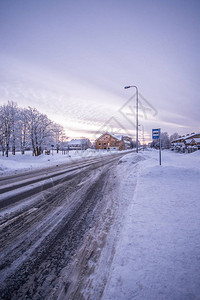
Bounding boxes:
[124,85,139,153]
[139,124,144,151]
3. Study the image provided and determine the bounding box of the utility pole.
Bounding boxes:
[124,85,139,153]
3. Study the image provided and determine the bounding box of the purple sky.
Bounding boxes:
[0,0,199,142]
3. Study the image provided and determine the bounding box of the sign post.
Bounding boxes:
[152,128,161,165]
[51,144,54,155]
[159,128,161,165]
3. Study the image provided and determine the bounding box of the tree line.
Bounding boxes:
[0,101,67,157]
[150,132,179,149]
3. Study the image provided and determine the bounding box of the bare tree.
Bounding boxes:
[60,133,68,154]
[18,108,30,154]
[27,107,52,156]
[151,131,170,149]
[51,123,65,153]
[0,101,19,156]
[170,132,179,142]
[0,101,68,156]
[161,132,170,149]
[9,101,18,155]
[0,106,5,156]
[0,103,12,157]
[37,113,52,155]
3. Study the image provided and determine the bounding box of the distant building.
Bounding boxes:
[116,135,132,150]
[184,133,200,146]
[171,133,200,147]
[171,133,200,151]
[68,138,91,150]
[95,132,132,151]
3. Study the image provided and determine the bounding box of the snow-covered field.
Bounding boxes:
[97,149,200,300]
[0,149,125,176]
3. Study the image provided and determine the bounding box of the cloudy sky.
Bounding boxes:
[0,0,199,142]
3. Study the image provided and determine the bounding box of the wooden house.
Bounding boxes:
[171,133,200,149]
[95,132,132,151]
[184,133,200,147]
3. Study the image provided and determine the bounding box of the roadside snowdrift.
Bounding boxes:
[101,150,200,300]
[0,150,128,176]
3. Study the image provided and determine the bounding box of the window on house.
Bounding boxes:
[104,143,106,146]
[99,143,101,146]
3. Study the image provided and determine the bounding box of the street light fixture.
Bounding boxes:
[124,85,139,153]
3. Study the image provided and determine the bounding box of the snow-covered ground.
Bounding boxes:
[0,149,125,176]
[1,148,200,299]
[98,149,200,300]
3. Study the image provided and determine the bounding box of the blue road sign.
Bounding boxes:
[152,129,160,139]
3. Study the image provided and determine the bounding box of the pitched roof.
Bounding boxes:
[171,133,200,143]
[68,139,88,145]
[95,132,122,141]
[184,133,200,140]
[185,138,200,144]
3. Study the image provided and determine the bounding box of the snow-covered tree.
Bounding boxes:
[9,101,18,155]
[161,132,170,149]
[150,131,170,149]
[170,132,179,142]
[0,106,6,156]
[60,132,68,154]
[0,101,20,156]
[27,107,52,156]
[0,103,13,157]
[18,108,30,154]
[52,123,65,153]
[0,101,67,156]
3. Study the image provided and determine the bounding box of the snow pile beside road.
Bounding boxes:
[0,149,129,176]
[102,150,200,300]
[118,152,146,165]
[0,151,70,175]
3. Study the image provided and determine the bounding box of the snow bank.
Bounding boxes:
[0,149,129,176]
[102,150,200,300]
[0,151,69,175]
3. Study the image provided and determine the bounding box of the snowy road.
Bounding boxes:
[0,151,133,209]
[0,151,131,299]
[1,150,199,300]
